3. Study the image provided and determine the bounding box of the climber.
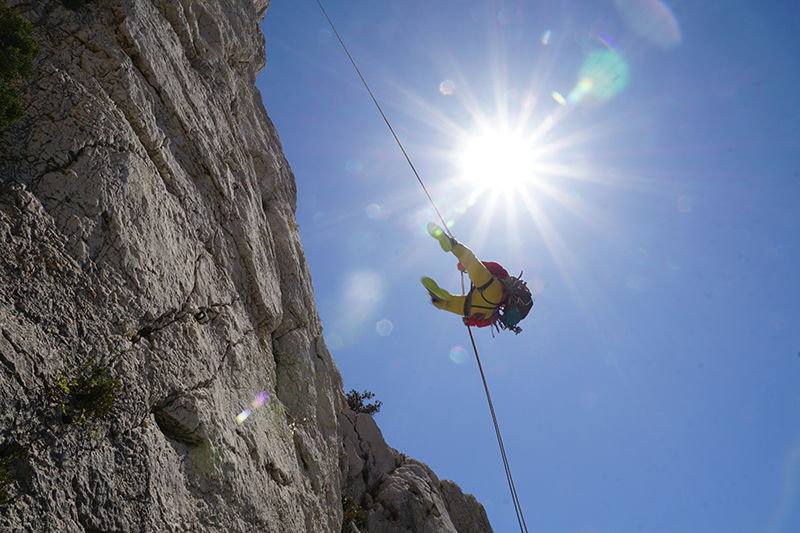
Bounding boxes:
[421,223,533,334]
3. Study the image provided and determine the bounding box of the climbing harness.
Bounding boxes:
[461,269,505,330]
[313,2,528,531]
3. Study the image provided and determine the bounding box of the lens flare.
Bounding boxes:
[439,79,455,95]
[568,50,630,104]
[252,391,269,408]
[235,408,252,425]
[613,0,681,49]
[235,391,270,425]
[329,270,386,348]
[449,346,467,364]
[376,318,394,336]
[345,271,384,309]
[596,32,617,51]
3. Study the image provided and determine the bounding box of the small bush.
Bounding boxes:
[52,358,122,430]
[341,495,367,533]
[0,2,39,130]
[345,389,382,416]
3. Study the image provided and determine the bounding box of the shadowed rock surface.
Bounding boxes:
[0,1,491,531]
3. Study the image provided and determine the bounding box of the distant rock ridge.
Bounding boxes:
[0,1,491,531]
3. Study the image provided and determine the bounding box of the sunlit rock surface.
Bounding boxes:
[0,1,490,531]
[340,412,493,533]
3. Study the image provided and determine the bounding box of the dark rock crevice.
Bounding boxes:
[0,330,27,390]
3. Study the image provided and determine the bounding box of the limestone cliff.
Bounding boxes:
[0,1,491,531]
[340,412,492,533]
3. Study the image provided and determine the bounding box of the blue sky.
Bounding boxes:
[257,1,800,531]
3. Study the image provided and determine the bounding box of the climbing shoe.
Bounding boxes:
[421,277,450,302]
[426,222,455,252]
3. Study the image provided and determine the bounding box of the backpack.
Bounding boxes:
[496,274,533,334]
[456,261,509,280]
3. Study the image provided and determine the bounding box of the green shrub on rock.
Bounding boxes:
[341,495,367,532]
[52,358,122,430]
[0,1,38,130]
[345,389,382,416]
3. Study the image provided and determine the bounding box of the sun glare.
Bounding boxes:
[457,128,539,188]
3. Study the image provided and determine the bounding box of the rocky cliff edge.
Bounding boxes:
[0,1,491,531]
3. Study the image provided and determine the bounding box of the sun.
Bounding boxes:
[456,127,539,189]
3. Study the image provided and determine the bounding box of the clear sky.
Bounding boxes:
[257,1,800,531]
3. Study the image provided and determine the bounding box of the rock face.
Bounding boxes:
[340,412,493,533]
[0,1,491,531]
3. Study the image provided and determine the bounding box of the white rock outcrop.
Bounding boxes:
[340,412,493,533]
[0,1,492,531]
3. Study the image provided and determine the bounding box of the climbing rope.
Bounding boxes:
[312,0,452,238]
[461,272,529,533]
[313,1,527,530]
[467,325,529,533]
